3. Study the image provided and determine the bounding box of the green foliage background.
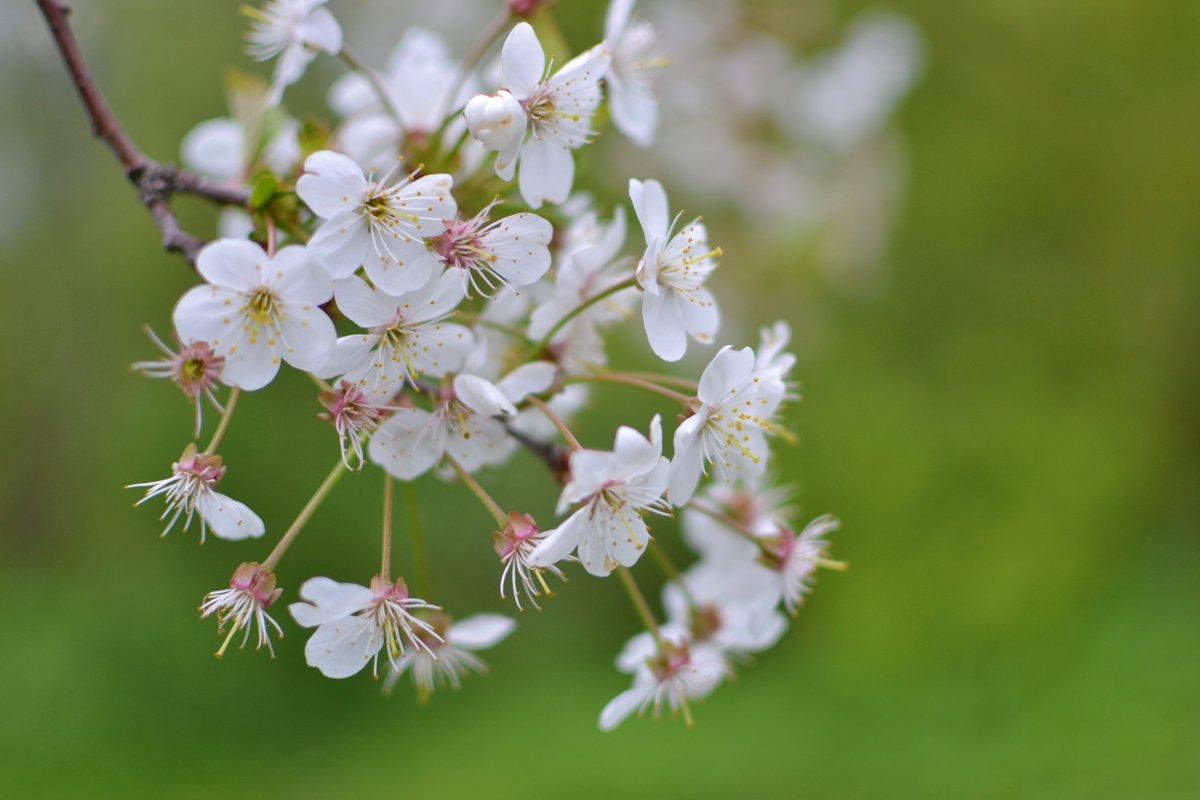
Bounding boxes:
[2,1,1196,796]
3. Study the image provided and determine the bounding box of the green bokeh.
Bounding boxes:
[2,0,1197,797]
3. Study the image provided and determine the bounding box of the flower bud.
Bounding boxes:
[464,91,526,156]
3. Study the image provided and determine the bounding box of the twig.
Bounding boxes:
[35,0,250,264]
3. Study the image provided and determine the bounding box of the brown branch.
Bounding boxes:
[35,0,250,264]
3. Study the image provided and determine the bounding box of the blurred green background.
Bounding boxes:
[2,0,1197,797]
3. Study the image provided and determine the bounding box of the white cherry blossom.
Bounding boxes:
[668,346,787,505]
[128,445,264,543]
[529,415,670,576]
[600,635,728,731]
[173,239,336,391]
[434,200,553,297]
[369,362,555,479]
[630,177,720,361]
[318,271,473,401]
[603,0,662,146]
[297,150,456,294]
[383,612,516,700]
[464,22,611,208]
[290,575,443,679]
[244,0,343,104]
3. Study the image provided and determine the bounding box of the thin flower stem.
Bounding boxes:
[530,276,639,356]
[617,566,663,645]
[202,387,240,455]
[444,454,508,526]
[620,371,699,391]
[404,482,431,598]
[684,500,762,545]
[527,395,582,450]
[265,215,277,256]
[338,47,405,129]
[261,459,348,570]
[565,372,694,407]
[381,474,394,581]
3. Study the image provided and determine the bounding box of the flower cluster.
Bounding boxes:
[127,0,843,731]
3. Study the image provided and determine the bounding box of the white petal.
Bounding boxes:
[296,6,342,53]
[599,685,651,732]
[304,616,381,678]
[668,415,706,505]
[369,408,446,479]
[196,239,267,292]
[496,361,557,403]
[364,241,437,296]
[680,286,719,345]
[484,213,554,285]
[220,334,281,391]
[308,213,371,279]
[271,244,334,304]
[454,374,517,417]
[628,178,669,244]
[407,268,467,324]
[196,490,264,541]
[333,275,398,328]
[609,78,658,147]
[278,302,336,372]
[446,614,516,650]
[615,629,657,673]
[316,333,379,380]
[180,119,243,181]
[528,508,588,568]
[642,286,687,362]
[501,22,545,99]
[172,285,237,345]
[519,136,574,208]
[289,577,374,628]
[297,150,368,219]
[444,414,512,472]
[605,0,635,40]
[697,346,755,406]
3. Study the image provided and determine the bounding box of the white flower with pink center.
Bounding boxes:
[290,575,443,679]
[529,415,670,577]
[630,177,720,362]
[297,150,457,294]
[600,636,729,731]
[132,329,225,435]
[319,270,473,401]
[128,444,264,543]
[244,0,342,104]
[368,362,556,479]
[383,612,516,701]
[434,201,553,297]
[668,346,787,506]
[494,512,567,611]
[464,22,611,208]
[200,562,285,658]
[173,239,336,391]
